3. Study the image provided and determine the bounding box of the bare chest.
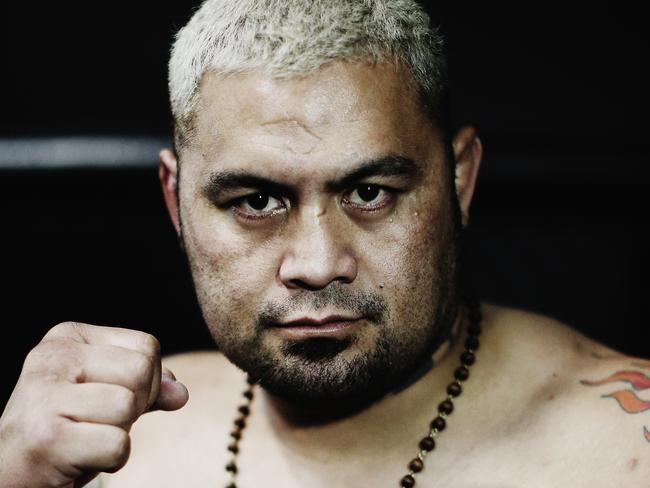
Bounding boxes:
[101,431,642,488]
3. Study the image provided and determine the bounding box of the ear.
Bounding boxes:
[452,126,482,227]
[159,149,181,235]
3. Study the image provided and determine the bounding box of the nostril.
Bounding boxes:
[288,274,353,291]
[290,279,322,291]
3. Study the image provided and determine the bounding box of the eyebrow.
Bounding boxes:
[324,155,422,193]
[203,172,295,203]
[203,154,422,202]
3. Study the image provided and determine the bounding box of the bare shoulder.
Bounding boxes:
[102,351,246,487]
[482,304,650,484]
[482,302,640,373]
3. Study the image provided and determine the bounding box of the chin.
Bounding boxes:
[242,334,415,411]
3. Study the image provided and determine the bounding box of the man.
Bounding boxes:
[0,1,647,486]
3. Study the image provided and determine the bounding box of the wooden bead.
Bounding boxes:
[234,417,246,429]
[400,474,416,487]
[438,400,454,415]
[225,462,238,473]
[455,366,470,381]
[419,436,436,451]
[460,351,475,366]
[430,416,446,431]
[243,389,254,400]
[467,322,482,336]
[447,381,462,397]
[227,443,239,454]
[468,305,482,323]
[409,458,424,472]
[230,429,242,440]
[468,309,481,322]
[238,405,250,416]
[464,336,480,351]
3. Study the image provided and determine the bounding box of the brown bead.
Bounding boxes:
[447,381,462,397]
[238,405,250,416]
[234,417,246,429]
[419,436,436,451]
[227,443,239,454]
[468,307,481,319]
[226,484,237,488]
[464,336,480,351]
[430,416,446,431]
[460,351,475,366]
[230,429,242,440]
[409,458,424,473]
[243,389,254,400]
[400,474,416,487]
[438,399,454,415]
[226,462,238,473]
[455,366,470,381]
[467,322,482,336]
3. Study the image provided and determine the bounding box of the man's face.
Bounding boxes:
[175,60,461,404]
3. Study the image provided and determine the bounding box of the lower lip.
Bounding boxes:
[273,319,362,339]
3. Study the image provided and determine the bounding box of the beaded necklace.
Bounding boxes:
[225,297,482,487]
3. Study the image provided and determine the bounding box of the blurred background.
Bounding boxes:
[1,1,648,406]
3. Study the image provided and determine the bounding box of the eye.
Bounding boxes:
[234,192,287,219]
[344,184,393,210]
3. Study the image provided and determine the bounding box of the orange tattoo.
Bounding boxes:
[602,390,650,413]
[581,370,650,390]
[581,369,650,443]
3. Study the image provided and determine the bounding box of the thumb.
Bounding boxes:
[150,368,189,412]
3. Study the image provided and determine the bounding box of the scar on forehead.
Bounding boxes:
[261,118,322,155]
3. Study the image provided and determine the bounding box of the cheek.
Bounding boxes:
[369,189,448,277]
[360,187,453,325]
[182,205,280,325]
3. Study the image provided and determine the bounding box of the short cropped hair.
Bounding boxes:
[169,0,449,147]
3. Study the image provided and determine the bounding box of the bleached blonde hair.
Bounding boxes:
[169,0,447,145]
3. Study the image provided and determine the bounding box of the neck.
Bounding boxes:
[251,305,468,459]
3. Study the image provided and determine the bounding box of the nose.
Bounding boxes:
[278,208,358,291]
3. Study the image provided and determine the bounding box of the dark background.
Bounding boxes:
[1,1,648,407]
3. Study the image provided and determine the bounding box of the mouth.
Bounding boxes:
[271,315,364,339]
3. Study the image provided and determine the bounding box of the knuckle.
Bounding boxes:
[29,321,96,382]
[24,339,84,381]
[23,345,46,372]
[44,321,77,339]
[139,333,161,359]
[105,430,131,471]
[24,341,56,367]
[116,388,138,421]
[131,353,154,386]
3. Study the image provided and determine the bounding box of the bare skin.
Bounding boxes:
[102,306,649,487]
[2,60,647,487]
[121,60,645,486]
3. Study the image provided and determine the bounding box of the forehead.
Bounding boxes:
[188,60,437,172]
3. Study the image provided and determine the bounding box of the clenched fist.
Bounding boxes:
[0,322,189,488]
